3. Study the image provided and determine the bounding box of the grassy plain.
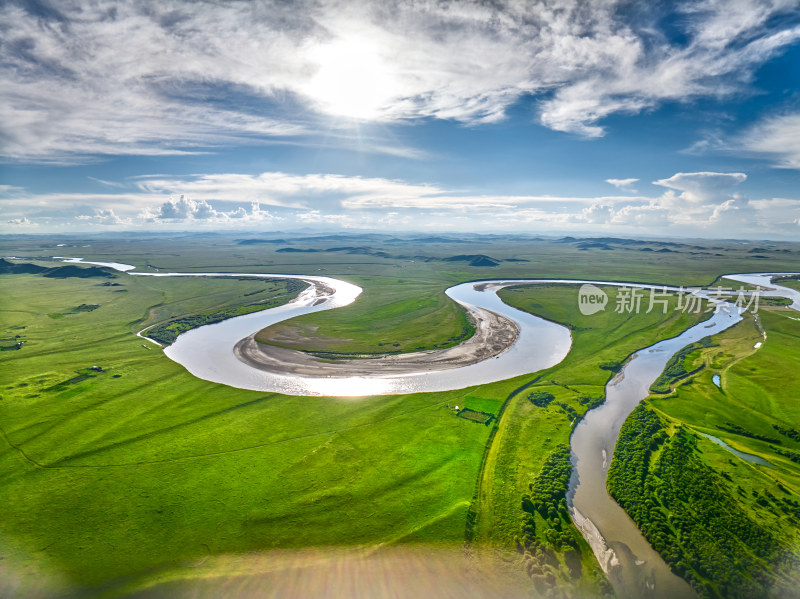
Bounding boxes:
[0,271,502,596]
[2,233,800,597]
[255,276,474,354]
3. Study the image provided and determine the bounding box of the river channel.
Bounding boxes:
[52,258,800,598]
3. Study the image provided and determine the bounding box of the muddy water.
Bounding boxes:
[149,276,573,397]
[567,302,743,599]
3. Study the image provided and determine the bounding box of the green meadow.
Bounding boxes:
[0,271,501,596]
[255,275,474,355]
[2,233,800,597]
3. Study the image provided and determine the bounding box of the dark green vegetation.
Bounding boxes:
[617,307,800,597]
[457,408,495,425]
[715,422,781,444]
[144,278,306,345]
[2,233,800,597]
[774,425,800,442]
[760,296,793,306]
[517,445,603,595]
[775,275,800,289]
[48,303,102,320]
[608,406,799,598]
[650,335,714,393]
[528,390,555,407]
[0,257,114,278]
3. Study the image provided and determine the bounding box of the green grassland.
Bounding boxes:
[0,270,517,597]
[143,278,307,345]
[2,233,800,597]
[255,276,474,355]
[608,307,800,597]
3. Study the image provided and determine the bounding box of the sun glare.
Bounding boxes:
[305,38,399,121]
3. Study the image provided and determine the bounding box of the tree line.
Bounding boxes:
[608,404,795,598]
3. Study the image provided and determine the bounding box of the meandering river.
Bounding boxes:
[52,258,800,598]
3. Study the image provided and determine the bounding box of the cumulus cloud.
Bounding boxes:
[611,204,672,227]
[653,171,747,204]
[580,203,615,224]
[138,194,281,224]
[2,0,800,161]
[561,170,763,232]
[155,196,216,220]
[647,171,758,229]
[606,178,639,192]
[91,208,129,225]
[142,195,224,221]
[709,197,756,226]
[6,216,36,226]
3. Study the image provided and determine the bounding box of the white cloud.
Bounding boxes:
[2,0,799,161]
[136,194,282,224]
[580,203,615,224]
[134,171,657,213]
[653,171,747,204]
[87,177,128,189]
[143,195,221,221]
[97,209,128,225]
[739,112,800,169]
[606,178,639,192]
[135,172,448,210]
[644,171,760,230]
[709,196,756,226]
[749,197,800,209]
[611,204,672,227]
[3,168,799,238]
[0,185,26,196]
[6,216,36,226]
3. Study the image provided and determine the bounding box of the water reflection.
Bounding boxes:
[137,273,798,399]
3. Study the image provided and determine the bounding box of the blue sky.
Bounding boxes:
[2,0,800,238]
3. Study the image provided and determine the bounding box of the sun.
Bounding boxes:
[305,37,399,121]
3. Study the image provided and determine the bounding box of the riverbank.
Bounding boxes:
[234,306,519,376]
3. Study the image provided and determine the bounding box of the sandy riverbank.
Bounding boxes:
[234,306,520,377]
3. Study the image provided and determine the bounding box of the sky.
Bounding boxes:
[2,0,800,239]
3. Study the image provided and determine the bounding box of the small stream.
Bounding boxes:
[698,433,770,466]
